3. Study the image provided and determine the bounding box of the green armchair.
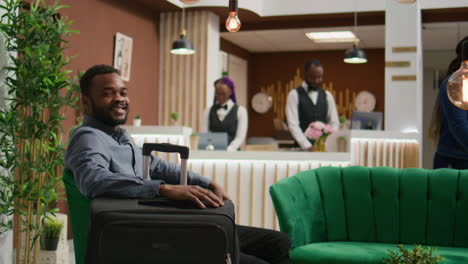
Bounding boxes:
[63,169,91,264]
[270,166,468,264]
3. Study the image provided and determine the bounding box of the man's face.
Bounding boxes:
[82,72,130,128]
[304,65,324,88]
[214,82,232,105]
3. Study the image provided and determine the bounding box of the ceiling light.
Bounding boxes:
[344,0,367,64]
[396,0,416,3]
[170,7,195,55]
[344,43,368,64]
[446,40,468,110]
[226,0,241,32]
[171,30,195,55]
[306,31,357,43]
[179,0,200,4]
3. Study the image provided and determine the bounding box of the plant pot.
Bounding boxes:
[337,137,347,152]
[133,118,141,127]
[43,238,59,251]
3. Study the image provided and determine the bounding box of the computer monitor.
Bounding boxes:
[197,132,228,150]
[350,111,383,130]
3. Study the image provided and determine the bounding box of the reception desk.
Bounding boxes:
[127,126,420,230]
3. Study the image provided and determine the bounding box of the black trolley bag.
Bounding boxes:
[85,143,239,264]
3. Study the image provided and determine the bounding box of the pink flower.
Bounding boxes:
[324,124,334,134]
[306,127,323,140]
[309,121,325,130]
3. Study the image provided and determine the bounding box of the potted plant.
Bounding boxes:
[336,136,347,152]
[41,217,63,251]
[190,132,199,151]
[0,0,78,262]
[383,244,444,264]
[133,114,141,127]
[339,115,348,130]
[170,112,180,126]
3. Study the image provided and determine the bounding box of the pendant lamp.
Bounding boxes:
[344,41,367,64]
[170,6,195,55]
[343,1,367,64]
[226,0,241,32]
[447,40,468,110]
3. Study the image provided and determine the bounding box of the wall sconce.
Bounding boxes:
[226,0,241,32]
[170,6,195,55]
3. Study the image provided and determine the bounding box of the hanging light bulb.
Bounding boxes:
[447,40,468,110]
[226,0,241,32]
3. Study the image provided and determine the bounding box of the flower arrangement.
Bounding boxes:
[305,121,334,151]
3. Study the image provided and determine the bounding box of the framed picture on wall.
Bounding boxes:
[113,32,133,81]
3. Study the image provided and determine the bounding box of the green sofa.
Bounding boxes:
[269,166,468,264]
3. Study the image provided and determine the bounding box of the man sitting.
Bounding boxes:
[65,64,290,264]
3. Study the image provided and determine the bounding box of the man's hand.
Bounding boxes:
[159,184,224,209]
[307,146,314,152]
[209,181,231,201]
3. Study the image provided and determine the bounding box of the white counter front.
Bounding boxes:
[187,151,351,230]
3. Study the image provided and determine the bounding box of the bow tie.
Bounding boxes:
[215,104,228,110]
[308,86,319,92]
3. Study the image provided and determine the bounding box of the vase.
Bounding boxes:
[313,138,326,152]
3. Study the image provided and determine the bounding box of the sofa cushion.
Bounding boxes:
[290,242,468,264]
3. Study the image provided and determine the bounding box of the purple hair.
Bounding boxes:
[214,77,237,104]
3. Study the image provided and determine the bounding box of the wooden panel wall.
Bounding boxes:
[159,11,211,131]
[248,49,385,137]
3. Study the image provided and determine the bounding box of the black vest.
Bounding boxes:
[296,86,328,132]
[209,104,239,144]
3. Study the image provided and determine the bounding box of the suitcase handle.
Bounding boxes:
[143,143,189,159]
[142,143,189,185]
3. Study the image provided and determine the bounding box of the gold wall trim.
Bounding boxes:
[385,61,411,67]
[392,46,417,53]
[392,75,417,81]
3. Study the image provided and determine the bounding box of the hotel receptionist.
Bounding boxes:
[201,77,248,151]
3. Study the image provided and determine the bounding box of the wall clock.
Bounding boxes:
[251,92,272,114]
[355,90,376,112]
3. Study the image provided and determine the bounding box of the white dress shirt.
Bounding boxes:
[286,81,340,150]
[201,99,248,151]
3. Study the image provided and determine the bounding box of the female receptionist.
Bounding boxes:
[201,77,248,151]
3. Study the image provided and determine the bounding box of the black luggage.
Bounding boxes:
[85,143,239,264]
